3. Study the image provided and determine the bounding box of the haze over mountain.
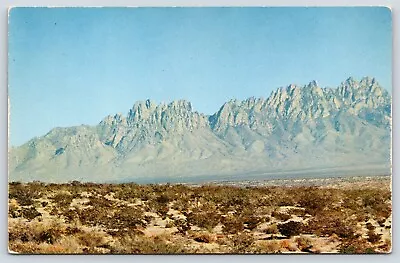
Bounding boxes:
[9,77,391,183]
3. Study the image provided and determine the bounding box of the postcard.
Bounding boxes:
[8,7,392,254]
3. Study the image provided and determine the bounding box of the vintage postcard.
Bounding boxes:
[8,7,392,254]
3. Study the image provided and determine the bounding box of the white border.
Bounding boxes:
[1,1,398,262]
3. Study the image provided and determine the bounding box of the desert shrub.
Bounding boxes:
[87,196,114,208]
[343,188,391,219]
[367,230,381,244]
[296,187,335,215]
[186,211,221,231]
[309,220,356,239]
[69,180,81,186]
[360,189,390,209]
[9,220,66,245]
[264,187,296,207]
[90,183,113,196]
[375,205,391,220]
[76,207,107,227]
[150,184,176,199]
[48,206,57,215]
[335,224,358,239]
[366,222,375,231]
[278,221,303,237]
[222,216,244,234]
[14,194,35,206]
[156,194,170,204]
[340,245,357,254]
[339,237,376,254]
[9,184,38,206]
[220,188,250,207]
[9,241,43,254]
[78,182,97,189]
[114,184,148,201]
[193,232,214,243]
[9,240,79,254]
[230,233,255,253]
[76,231,109,248]
[295,236,313,252]
[76,204,145,231]
[152,203,169,219]
[262,240,281,253]
[28,181,46,192]
[21,207,41,220]
[376,218,387,227]
[63,209,79,223]
[139,186,156,201]
[342,197,360,211]
[8,180,392,254]
[377,239,391,252]
[356,214,369,222]
[288,208,307,217]
[65,226,82,235]
[303,210,357,239]
[9,202,20,218]
[263,224,279,234]
[363,195,379,207]
[106,228,144,238]
[165,221,175,228]
[109,206,146,229]
[271,211,291,221]
[144,215,154,224]
[279,239,298,252]
[174,219,191,235]
[112,234,189,254]
[51,192,73,208]
[53,236,84,254]
[171,199,190,211]
[277,199,296,207]
[242,215,262,230]
[38,229,59,244]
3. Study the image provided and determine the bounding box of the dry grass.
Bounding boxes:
[8,177,391,254]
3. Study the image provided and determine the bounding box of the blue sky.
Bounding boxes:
[8,7,392,146]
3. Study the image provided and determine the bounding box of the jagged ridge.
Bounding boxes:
[9,77,391,183]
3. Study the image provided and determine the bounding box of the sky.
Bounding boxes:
[8,7,392,146]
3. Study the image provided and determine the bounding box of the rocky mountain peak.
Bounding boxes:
[338,77,389,107]
[97,99,210,151]
[9,77,391,183]
[128,99,157,123]
[169,99,192,109]
[307,80,318,87]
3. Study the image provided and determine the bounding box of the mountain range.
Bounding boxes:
[9,77,392,183]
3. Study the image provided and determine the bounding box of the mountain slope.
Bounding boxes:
[9,77,391,183]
